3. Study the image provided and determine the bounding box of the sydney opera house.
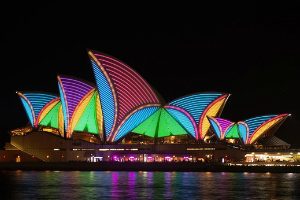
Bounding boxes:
[2,50,292,163]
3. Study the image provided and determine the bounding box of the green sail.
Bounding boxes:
[132,108,187,137]
[74,93,99,134]
[225,124,240,139]
[39,102,61,129]
[132,109,161,137]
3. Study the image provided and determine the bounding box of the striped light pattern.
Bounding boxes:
[208,115,290,144]
[17,92,57,127]
[20,97,34,126]
[89,50,160,142]
[132,107,188,138]
[15,49,291,146]
[58,105,64,137]
[39,102,61,128]
[165,106,198,138]
[38,98,61,129]
[199,95,229,139]
[208,117,234,140]
[211,117,234,140]
[57,76,94,138]
[91,60,115,138]
[58,84,68,133]
[208,117,222,139]
[216,118,233,139]
[247,114,290,144]
[224,124,240,139]
[245,115,277,139]
[132,109,161,137]
[69,89,95,135]
[114,105,159,141]
[237,122,249,144]
[37,98,60,125]
[37,97,65,137]
[74,91,103,136]
[209,118,242,140]
[168,93,228,140]
[157,108,188,137]
[95,93,104,140]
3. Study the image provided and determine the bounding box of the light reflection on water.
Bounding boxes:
[1,171,300,199]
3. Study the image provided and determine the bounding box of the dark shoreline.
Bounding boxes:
[1,162,300,173]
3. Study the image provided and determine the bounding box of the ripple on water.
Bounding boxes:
[1,171,300,199]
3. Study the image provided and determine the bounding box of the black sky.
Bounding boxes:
[0,3,299,147]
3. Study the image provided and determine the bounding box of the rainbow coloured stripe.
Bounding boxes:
[89,50,161,142]
[208,114,290,144]
[207,117,234,140]
[168,93,229,140]
[245,114,290,144]
[17,50,290,144]
[57,76,102,138]
[131,107,189,139]
[17,92,57,127]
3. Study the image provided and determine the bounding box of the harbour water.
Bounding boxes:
[1,171,300,199]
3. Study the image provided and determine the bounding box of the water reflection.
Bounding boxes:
[1,171,300,199]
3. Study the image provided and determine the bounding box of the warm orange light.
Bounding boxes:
[200,95,228,139]
[249,116,287,144]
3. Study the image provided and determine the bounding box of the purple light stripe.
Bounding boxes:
[98,56,159,103]
[103,63,151,100]
[105,68,155,104]
[98,55,159,103]
[109,76,142,103]
[215,118,233,137]
[92,51,161,141]
[59,76,94,121]
[109,72,149,102]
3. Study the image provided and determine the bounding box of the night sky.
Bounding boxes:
[0,3,299,147]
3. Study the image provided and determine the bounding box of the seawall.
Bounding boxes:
[1,162,300,173]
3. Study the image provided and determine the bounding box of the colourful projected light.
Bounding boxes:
[168,93,228,140]
[208,117,246,142]
[132,108,161,137]
[208,117,222,139]
[132,108,188,138]
[237,122,249,144]
[91,60,115,138]
[208,117,234,140]
[224,124,240,139]
[74,91,103,135]
[38,98,61,129]
[208,115,289,145]
[15,50,291,146]
[199,94,229,139]
[37,98,60,125]
[39,101,65,138]
[70,89,95,134]
[17,92,57,127]
[89,50,160,142]
[244,115,277,139]
[19,96,34,126]
[58,105,64,137]
[39,102,62,131]
[57,76,94,138]
[209,114,290,144]
[95,93,104,140]
[247,114,290,144]
[114,105,160,141]
[165,106,198,138]
[217,118,234,137]
[158,108,188,137]
[58,83,68,132]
